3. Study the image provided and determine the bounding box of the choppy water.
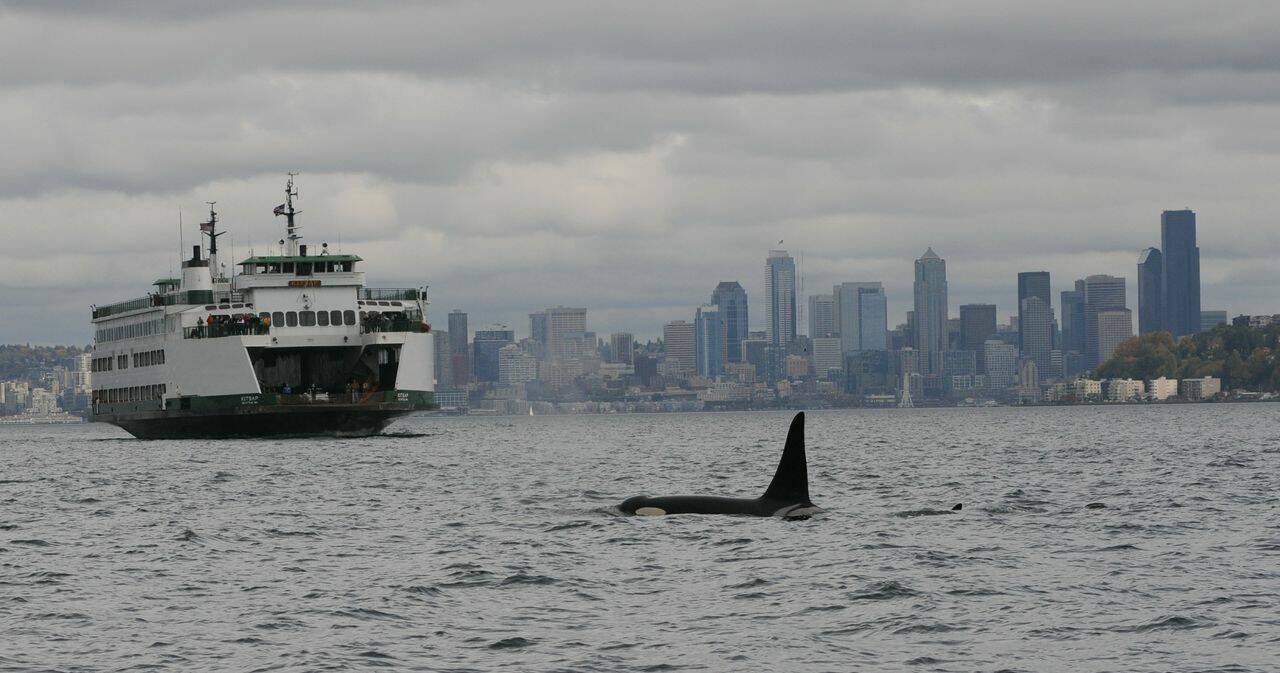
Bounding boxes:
[2,406,1278,672]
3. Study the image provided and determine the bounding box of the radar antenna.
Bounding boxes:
[274,173,302,255]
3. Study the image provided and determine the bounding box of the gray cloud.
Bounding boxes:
[2,2,1279,344]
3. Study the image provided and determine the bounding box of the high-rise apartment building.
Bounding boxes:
[833,282,887,354]
[1082,274,1127,369]
[694,305,725,378]
[808,294,835,339]
[913,248,948,372]
[1137,247,1164,335]
[710,282,748,363]
[1161,209,1201,337]
[764,250,797,348]
[663,320,696,377]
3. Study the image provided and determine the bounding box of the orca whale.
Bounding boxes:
[618,412,819,519]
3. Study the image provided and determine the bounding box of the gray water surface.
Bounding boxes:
[2,406,1278,672]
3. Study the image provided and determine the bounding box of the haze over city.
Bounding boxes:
[3,2,1280,344]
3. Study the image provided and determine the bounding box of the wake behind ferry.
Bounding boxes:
[90,175,437,438]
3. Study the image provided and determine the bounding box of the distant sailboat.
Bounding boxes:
[528,406,534,416]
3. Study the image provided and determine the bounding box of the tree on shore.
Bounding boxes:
[1095,324,1280,391]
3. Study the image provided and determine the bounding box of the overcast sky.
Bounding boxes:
[2,1,1279,344]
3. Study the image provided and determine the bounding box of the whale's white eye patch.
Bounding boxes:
[634,507,667,516]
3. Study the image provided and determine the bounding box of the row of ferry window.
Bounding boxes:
[267,310,357,327]
[91,349,166,372]
[96,318,165,343]
[94,384,166,404]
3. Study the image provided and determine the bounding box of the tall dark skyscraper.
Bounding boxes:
[472,328,515,383]
[711,281,748,363]
[959,303,997,374]
[1060,283,1086,355]
[1137,247,1164,335]
[448,310,470,387]
[1161,209,1201,337]
[1017,271,1051,351]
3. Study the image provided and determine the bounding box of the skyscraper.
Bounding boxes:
[1017,271,1050,350]
[663,320,696,377]
[711,282,748,363]
[913,248,948,372]
[808,294,835,339]
[764,249,797,348]
[1082,274,1127,369]
[433,329,453,390]
[1137,247,1164,335]
[1020,295,1054,378]
[609,332,634,366]
[472,328,515,383]
[833,282,887,354]
[544,306,588,359]
[1096,308,1134,365]
[1161,209,1201,337]
[1060,282,1086,355]
[448,310,469,387]
[959,304,997,352]
[694,305,725,378]
[1199,310,1227,332]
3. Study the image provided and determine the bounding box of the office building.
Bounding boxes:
[1017,271,1051,351]
[694,305,725,378]
[663,320,696,377]
[765,250,797,348]
[1137,247,1164,335]
[811,337,843,379]
[448,310,469,387]
[1020,294,1054,378]
[1200,310,1227,332]
[543,306,588,359]
[498,344,538,385]
[433,330,453,390]
[1161,209,1201,337]
[913,248,948,372]
[808,294,835,339]
[984,340,1018,389]
[959,304,997,373]
[609,332,634,366]
[472,328,515,383]
[711,282,749,363]
[1082,274,1127,369]
[834,282,888,354]
[1095,308,1133,366]
[1061,283,1086,355]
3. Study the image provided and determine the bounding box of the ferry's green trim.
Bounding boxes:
[238,254,363,265]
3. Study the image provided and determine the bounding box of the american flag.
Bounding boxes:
[273,203,287,216]
[199,221,213,233]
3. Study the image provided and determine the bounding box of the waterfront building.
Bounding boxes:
[498,344,538,385]
[1181,376,1221,400]
[808,294,835,339]
[663,320,696,378]
[1148,377,1179,401]
[785,355,810,379]
[694,305,725,378]
[765,250,797,348]
[711,282,749,363]
[1137,247,1164,335]
[472,328,515,383]
[983,340,1018,389]
[1095,308,1134,366]
[913,248,948,373]
[810,337,843,379]
[1199,310,1227,332]
[1073,378,1104,400]
[1161,209,1201,337]
[609,332,634,366]
[1107,378,1144,402]
[1082,274,1127,369]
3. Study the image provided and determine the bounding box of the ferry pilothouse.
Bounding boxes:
[89,175,438,438]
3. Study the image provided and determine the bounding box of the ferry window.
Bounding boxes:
[283,262,294,273]
[300,311,316,327]
[205,305,216,310]
[378,301,390,306]
[297,263,312,277]
[317,311,330,327]
[159,350,165,364]
[272,311,284,327]
[343,310,356,326]
[330,310,341,325]
[232,304,243,309]
[391,302,402,307]
[286,311,298,327]
[258,312,270,322]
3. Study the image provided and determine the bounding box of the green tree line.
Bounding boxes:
[1096,324,1280,391]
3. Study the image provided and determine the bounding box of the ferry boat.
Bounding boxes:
[89,175,437,438]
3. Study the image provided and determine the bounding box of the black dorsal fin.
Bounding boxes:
[762,412,808,503]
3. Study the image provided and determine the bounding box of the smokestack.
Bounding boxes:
[191,245,200,261]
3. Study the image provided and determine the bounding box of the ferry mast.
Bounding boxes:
[275,173,301,255]
[200,202,224,280]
